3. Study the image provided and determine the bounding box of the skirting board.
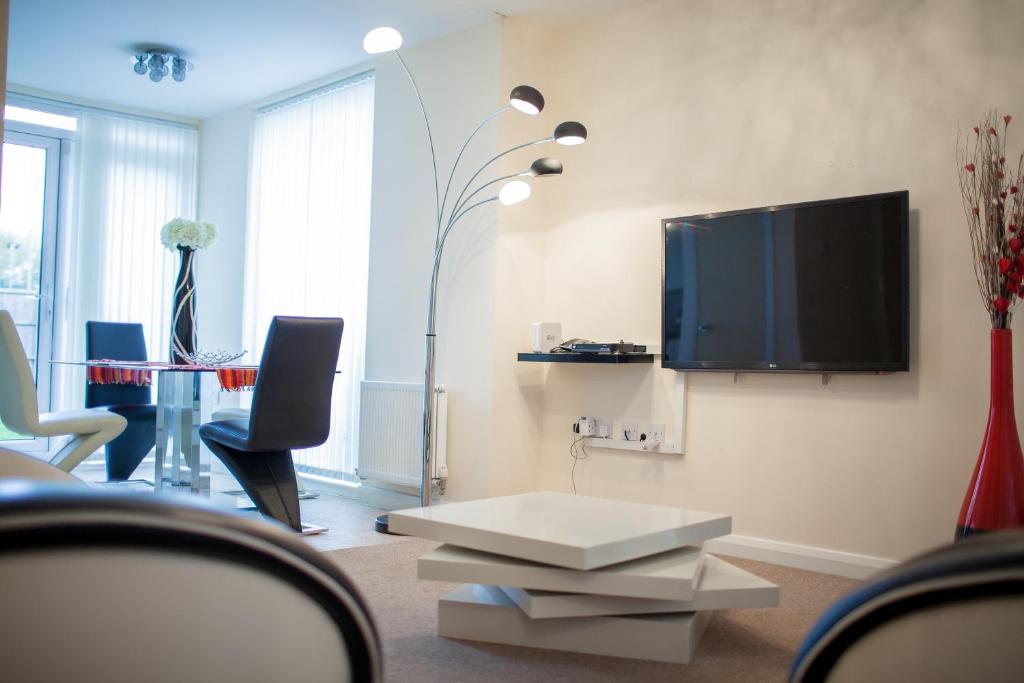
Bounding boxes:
[704,534,897,580]
[299,473,420,511]
[439,584,713,664]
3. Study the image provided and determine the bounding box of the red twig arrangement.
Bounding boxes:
[958,111,1024,329]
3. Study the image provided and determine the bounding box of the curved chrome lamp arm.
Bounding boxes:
[395,51,440,226]
[437,106,511,245]
[427,196,498,333]
[448,172,522,220]
[449,137,552,227]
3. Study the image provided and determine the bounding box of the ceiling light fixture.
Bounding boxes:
[132,49,191,84]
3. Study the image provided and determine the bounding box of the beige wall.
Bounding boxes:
[487,0,1024,562]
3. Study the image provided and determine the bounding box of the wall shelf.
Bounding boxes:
[517,352,655,364]
[583,437,679,453]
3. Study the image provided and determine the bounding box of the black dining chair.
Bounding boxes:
[85,321,158,481]
[199,316,344,532]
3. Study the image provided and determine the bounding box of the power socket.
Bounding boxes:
[573,417,596,437]
[620,420,639,441]
[645,423,665,443]
[595,418,612,439]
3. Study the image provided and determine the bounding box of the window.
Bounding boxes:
[4,104,78,132]
[243,73,375,479]
[52,112,198,412]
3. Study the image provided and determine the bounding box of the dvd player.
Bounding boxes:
[569,341,645,354]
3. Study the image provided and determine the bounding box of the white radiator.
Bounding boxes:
[356,381,448,488]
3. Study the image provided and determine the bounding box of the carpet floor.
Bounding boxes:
[325,538,860,683]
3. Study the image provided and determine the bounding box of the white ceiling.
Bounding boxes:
[7,0,631,120]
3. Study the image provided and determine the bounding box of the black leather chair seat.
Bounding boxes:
[200,419,253,452]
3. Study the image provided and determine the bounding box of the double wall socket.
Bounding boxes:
[573,418,666,445]
[645,422,666,443]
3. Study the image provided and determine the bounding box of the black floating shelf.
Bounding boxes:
[517,352,655,364]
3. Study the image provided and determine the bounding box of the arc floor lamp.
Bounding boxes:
[363,27,588,533]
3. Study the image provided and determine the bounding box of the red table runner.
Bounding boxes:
[87,365,152,387]
[216,368,258,392]
[86,362,258,392]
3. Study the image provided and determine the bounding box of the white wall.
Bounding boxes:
[193,21,505,497]
[196,107,252,354]
[489,0,1024,563]
[363,21,503,500]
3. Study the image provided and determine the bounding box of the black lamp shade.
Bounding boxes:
[510,85,545,115]
[529,158,563,176]
[554,121,587,145]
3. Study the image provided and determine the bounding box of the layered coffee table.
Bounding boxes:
[390,491,779,663]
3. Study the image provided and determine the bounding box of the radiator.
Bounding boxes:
[356,381,448,488]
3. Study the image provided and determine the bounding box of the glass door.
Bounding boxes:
[0,130,61,451]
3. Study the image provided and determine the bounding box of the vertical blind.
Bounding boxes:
[243,73,375,478]
[54,112,198,411]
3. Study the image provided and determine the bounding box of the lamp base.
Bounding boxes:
[374,513,406,536]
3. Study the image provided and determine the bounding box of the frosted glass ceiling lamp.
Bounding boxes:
[132,49,190,84]
[554,121,588,145]
[148,54,168,83]
[509,85,545,115]
[363,25,588,533]
[172,56,188,82]
[363,26,403,54]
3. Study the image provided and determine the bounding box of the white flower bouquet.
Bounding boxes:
[161,217,217,251]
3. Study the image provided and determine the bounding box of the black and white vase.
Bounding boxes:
[170,246,197,364]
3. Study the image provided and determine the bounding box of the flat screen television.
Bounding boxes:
[661,191,909,373]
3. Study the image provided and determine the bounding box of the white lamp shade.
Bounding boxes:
[498,180,531,206]
[556,135,585,146]
[363,27,403,54]
[511,99,539,115]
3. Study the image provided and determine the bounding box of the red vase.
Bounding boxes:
[956,328,1024,539]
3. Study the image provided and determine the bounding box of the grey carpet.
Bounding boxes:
[325,538,860,682]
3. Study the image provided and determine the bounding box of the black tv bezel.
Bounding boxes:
[660,190,910,374]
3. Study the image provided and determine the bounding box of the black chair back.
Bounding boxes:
[85,322,151,408]
[247,316,344,451]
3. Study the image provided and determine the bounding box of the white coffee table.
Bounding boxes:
[389,491,731,570]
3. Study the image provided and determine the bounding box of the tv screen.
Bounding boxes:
[661,191,909,372]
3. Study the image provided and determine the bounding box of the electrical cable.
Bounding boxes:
[569,434,589,495]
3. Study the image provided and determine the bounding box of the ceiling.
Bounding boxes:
[7,0,630,120]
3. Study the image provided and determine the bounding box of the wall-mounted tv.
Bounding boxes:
[661,191,909,373]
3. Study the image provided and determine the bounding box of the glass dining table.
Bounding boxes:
[52,360,258,495]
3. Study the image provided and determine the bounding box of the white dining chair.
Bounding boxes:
[0,310,126,473]
[0,446,84,484]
